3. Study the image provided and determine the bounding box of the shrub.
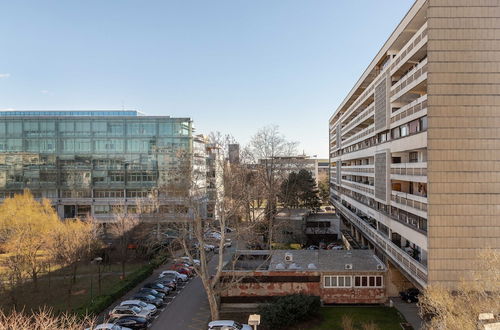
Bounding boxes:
[258,294,320,329]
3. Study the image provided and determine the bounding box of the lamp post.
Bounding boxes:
[248,314,261,330]
[93,257,103,295]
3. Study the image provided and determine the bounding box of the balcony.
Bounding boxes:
[390,58,428,102]
[342,165,374,177]
[342,180,374,196]
[391,95,428,126]
[342,124,375,147]
[391,190,428,213]
[390,162,427,181]
[341,103,375,137]
[390,23,428,75]
[331,198,428,288]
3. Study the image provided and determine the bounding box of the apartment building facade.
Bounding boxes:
[329,0,500,288]
[0,110,205,222]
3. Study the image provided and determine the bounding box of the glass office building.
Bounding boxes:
[0,110,197,221]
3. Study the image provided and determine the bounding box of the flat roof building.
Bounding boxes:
[329,0,500,289]
[0,110,202,222]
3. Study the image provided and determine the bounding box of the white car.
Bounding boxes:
[180,256,201,266]
[159,270,188,282]
[85,324,131,330]
[108,305,151,320]
[207,320,252,330]
[120,299,157,314]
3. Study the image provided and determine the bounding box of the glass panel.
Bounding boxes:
[369,276,375,287]
[376,276,382,287]
[345,276,351,287]
[338,276,344,287]
[355,276,361,287]
[331,276,337,287]
[361,276,368,287]
[7,122,22,136]
[159,122,172,136]
[0,123,5,136]
[7,139,22,151]
[324,276,330,287]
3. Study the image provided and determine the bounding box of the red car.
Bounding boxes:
[172,266,193,277]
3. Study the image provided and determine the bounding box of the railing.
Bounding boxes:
[339,81,376,125]
[342,180,374,195]
[390,162,427,177]
[342,165,374,175]
[341,103,375,136]
[391,95,428,125]
[391,191,428,212]
[331,199,428,288]
[390,23,428,74]
[342,124,375,147]
[391,58,428,99]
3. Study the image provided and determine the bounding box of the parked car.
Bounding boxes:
[400,288,420,303]
[171,266,194,277]
[85,324,131,330]
[173,262,194,270]
[138,288,166,300]
[155,277,177,290]
[159,270,188,282]
[179,256,201,266]
[131,294,163,307]
[109,316,149,330]
[207,320,252,330]
[307,245,319,250]
[108,306,151,320]
[143,282,171,295]
[120,300,157,315]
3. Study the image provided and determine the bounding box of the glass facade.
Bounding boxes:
[0,113,193,220]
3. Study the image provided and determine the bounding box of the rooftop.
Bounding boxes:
[0,110,145,117]
[230,249,385,272]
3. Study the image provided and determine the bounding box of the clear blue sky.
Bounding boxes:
[1,0,414,158]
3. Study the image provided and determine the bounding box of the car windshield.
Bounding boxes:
[136,301,146,307]
[131,306,141,313]
[234,322,243,329]
[156,283,164,288]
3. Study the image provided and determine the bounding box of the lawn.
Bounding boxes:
[221,306,407,330]
[308,306,406,330]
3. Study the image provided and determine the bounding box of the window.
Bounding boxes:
[391,127,400,139]
[419,116,428,131]
[409,119,420,134]
[353,275,383,288]
[323,276,352,288]
[400,124,409,137]
[409,152,418,163]
[7,122,22,136]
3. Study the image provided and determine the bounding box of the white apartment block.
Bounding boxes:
[329,0,500,289]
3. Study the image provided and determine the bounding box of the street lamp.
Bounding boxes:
[248,314,261,330]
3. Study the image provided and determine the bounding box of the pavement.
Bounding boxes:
[391,297,423,330]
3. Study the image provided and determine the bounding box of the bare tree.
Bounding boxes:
[0,307,96,330]
[246,125,298,247]
[419,249,500,330]
[48,217,101,298]
[107,207,140,280]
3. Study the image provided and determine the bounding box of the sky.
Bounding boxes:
[0,0,414,158]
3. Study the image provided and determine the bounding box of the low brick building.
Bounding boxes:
[220,249,387,305]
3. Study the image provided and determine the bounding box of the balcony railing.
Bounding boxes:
[342,180,374,196]
[331,199,428,288]
[341,103,375,136]
[342,165,374,176]
[390,23,428,74]
[391,95,428,125]
[390,162,427,177]
[342,124,375,147]
[391,190,428,212]
[390,58,428,99]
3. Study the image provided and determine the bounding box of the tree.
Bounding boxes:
[419,250,500,330]
[0,191,60,290]
[48,217,100,298]
[246,125,297,247]
[279,170,321,211]
[318,178,329,204]
[107,209,140,280]
[0,307,95,329]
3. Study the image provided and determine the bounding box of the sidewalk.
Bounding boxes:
[391,297,423,330]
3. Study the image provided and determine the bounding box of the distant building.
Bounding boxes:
[206,142,224,221]
[220,249,387,305]
[258,155,319,182]
[228,144,240,164]
[0,110,206,222]
[317,158,329,182]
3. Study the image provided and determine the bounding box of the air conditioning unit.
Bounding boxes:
[345,264,353,270]
[284,253,293,262]
[377,264,384,270]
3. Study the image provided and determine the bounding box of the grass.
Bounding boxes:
[0,260,148,313]
[221,306,407,330]
[308,306,406,330]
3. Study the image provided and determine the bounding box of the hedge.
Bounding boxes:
[258,294,321,329]
[74,252,169,316]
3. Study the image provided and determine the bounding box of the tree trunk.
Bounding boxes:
[207,287,220,321]
[32,270,38,291]
[71,263,78,285]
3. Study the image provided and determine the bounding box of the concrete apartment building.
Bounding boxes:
[329,0,500,289]
[0,110,207,222]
